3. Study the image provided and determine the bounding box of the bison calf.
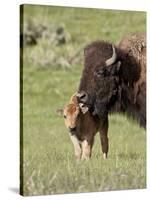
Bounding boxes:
[58,93,109,160]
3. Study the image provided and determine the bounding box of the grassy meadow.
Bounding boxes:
[21,5,146,196]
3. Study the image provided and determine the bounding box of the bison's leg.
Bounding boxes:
[70,135,81,160]
[99,117,109,159]
[81,137,94,160]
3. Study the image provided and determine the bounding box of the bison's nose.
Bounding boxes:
[69,127,76,132]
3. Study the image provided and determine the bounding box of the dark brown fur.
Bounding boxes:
[78,33,146,128]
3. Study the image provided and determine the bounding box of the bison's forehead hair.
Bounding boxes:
[84,40,115,60]
[64,103,79,115]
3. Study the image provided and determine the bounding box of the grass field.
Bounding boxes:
[21,5,146,196]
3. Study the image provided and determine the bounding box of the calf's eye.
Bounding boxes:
[64,115,67,119]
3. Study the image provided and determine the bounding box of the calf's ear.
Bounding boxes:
[79,103,89,114]
[70,92,78,104]
[56,108,64,116]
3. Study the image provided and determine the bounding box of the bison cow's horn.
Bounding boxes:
[105,45,117,66]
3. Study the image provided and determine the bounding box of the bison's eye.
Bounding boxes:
[63,115,67,119]
[94,69,105,77]
[99,69,105,75]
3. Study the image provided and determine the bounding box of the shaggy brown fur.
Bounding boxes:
[118,33,146,103]
[78,33,146,128]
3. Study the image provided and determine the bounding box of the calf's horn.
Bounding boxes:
[105,45,117,66]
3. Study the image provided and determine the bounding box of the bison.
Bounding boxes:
[77,33,146,149]
[58,93,109,160]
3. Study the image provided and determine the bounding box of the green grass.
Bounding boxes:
[21,5,146,196]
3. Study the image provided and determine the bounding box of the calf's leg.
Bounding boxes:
[81,137,94,160]
[70,135,81,160]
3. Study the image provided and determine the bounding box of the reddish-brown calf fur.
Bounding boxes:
[63,93,108,160]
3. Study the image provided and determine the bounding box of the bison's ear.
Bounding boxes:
[116,61,121,72]
[56,108,64,116]
[108,60,121,76]
[79,103,89,114]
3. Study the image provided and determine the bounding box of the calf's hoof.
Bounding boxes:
[103,153,107,159]
[81,155,90,161]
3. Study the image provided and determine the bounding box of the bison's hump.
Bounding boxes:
[118,32,146,85]
[118,33,146,59]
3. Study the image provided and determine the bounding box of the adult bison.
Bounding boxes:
[77,33,146,133]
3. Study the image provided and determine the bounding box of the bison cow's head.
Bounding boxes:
[78,41,122,118]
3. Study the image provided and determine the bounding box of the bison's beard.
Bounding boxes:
[90,75,120,118]
[92,102,108,118]
[92,91,118,118]
[78,78,120,119]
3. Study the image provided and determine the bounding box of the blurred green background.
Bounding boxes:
[21,5,146,196]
